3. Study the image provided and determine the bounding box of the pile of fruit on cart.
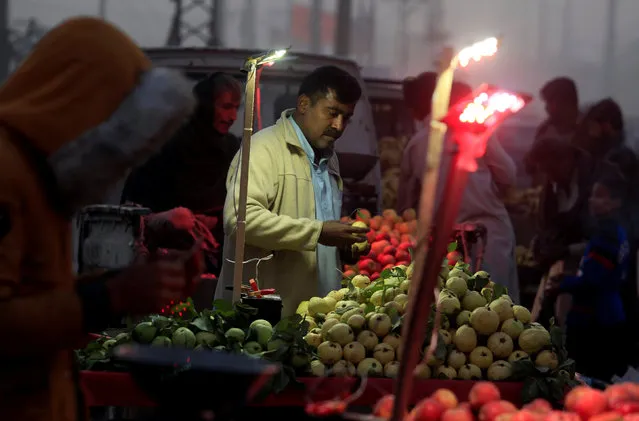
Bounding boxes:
[368,381,639,420]
[340,208,417,280]
[77,209,578,404]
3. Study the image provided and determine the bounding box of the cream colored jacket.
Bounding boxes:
[215,110,342,316]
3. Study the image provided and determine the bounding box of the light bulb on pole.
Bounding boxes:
[231,47,289,304]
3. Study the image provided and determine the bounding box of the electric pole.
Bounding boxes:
[98,0,107,19]
[537,0,547,64]
[0,0,9,81]
[241,0,256,48]
[166,0,225,47]
[426,0,446,64]
[334,0,352,57]
[310,0,322,54]
[603,0,618,95]
[560,0,573,65]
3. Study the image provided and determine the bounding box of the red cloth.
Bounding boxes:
[79,371,523,408]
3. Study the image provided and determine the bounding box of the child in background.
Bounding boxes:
[545,169,631,381]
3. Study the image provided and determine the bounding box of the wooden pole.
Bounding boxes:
[390,49,456,421]
[232,61,258,303]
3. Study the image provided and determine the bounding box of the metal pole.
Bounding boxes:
[560,0,572,62]
[397,0,409,75]
[232,62,258,303]
[310,0,322,54]
[209,0,225,47]
[242,0,256,48]
[537,0,547,64]
[603,0,618,95]
[98,0,107,19]
[0,0,9,81]
[334,0,352,57]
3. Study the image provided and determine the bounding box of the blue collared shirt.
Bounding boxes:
[289,116,342,295]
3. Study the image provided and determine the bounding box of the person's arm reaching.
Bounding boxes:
[484,135,517,189]
[224,139,323,252]
[559,234,625,293]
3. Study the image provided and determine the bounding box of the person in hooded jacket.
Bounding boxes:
[0,17,197,421]
[121,72,242,274]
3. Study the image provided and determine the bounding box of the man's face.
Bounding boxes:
[298,89,356,150]
[213,90,240,134]
[544,100,561,123]
[589,182,620,217]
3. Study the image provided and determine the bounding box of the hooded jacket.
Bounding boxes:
[0,17,194,421]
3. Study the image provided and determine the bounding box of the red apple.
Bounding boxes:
[358,259,376,273]
[565,387,608,420]
[469,381,501,410]
[523,399,552,414]
[371,272,380,281]
[431,389,458,410]
[378,255,396,266]
[479,400,517,421]
[396,249,410,261]
[442,407,473,421]
[411,398,445,421]
[543,411,581,421]
[383,245,397,256]
[373,394,394,419]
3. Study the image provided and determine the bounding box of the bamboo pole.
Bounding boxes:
[232,61,258,304]
[390,48,457,421]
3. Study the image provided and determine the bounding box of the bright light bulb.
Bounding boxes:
[457,36,499,68]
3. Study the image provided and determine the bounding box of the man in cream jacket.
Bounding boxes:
[216,66,369,315]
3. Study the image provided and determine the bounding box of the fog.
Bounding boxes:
[12,0,639,120]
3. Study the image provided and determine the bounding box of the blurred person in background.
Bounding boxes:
[527,137,598,326]
[525,77,581,183]
[575,98,639,332]
[544,169,632,380]
[215,66,369,316]
[398,81,519,302]
[0,17,197,421]
[402,71,437,132]
[121,72,242,275]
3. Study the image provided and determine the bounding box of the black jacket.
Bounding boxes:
[121,118,240,214]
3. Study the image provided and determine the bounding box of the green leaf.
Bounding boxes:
[521,377,540,404]
[511,359,536,380]
[213,299,234,313]
[190,317,214,332]
[466,277,476,291]
[491,283,506,301]
[474,276,489,291]
[434,334,448,361]
[550,325,566,352]
[547,377,565,403]
[380,269,393,279]
[274,314,303,333]
[447,242,458,252]
[364,302,375,314]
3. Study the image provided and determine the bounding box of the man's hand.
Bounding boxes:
[544,275,562,298]
[319,221,368,249]
[340,243,371,265]
[107,252,202,315]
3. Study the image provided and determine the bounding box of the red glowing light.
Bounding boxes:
[441,84,532,135]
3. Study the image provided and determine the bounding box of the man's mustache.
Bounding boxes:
[323,129,342,138]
